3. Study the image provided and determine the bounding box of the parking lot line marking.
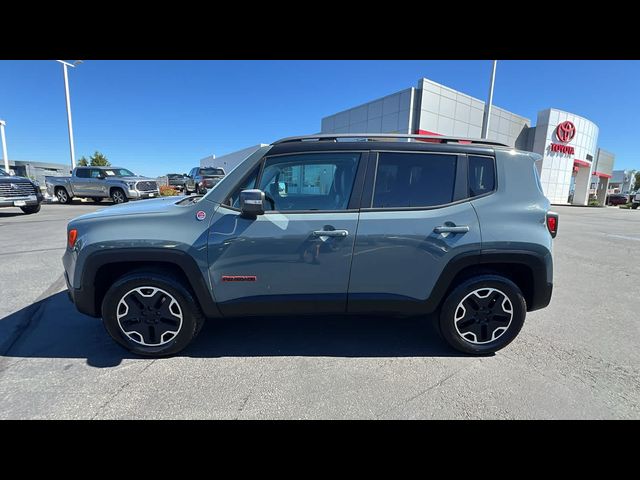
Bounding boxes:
[605,234,640,242]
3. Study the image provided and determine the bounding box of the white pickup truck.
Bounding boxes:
[46,166,160,204]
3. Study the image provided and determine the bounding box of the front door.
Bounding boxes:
[207,151,365,316]
[348,151,483,314]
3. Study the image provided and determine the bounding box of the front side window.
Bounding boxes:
[258,153,360,211]
[90,169,103,178]
[372,152,457,208]
[227,165,260,208]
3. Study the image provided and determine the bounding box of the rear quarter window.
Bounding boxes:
[468,155,496,197]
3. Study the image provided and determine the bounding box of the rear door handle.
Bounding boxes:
[433,225,470,234]
[312,229,349,237]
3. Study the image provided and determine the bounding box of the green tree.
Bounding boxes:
[89,151,111,167]
[77,156,89,166]
[634,171,640,191]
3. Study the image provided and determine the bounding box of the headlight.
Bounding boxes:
[32,180,40,187]
[127,182,136,189]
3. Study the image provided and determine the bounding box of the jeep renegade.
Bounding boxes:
[63,134,558,356]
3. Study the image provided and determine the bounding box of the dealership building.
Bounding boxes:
[320,78,615,205]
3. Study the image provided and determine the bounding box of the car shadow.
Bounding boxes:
[0,211,28,218]
[0,291,465,368]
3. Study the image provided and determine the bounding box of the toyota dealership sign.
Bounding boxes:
[550,121,576,154]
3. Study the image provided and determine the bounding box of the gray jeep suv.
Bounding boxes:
[63,134,557,356]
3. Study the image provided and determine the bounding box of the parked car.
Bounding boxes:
[0,167,43,214]
[46,166,160,204]
[606,193,629,206]
[184,167,225,195]
[632,191,639,209]
[63,133,557,357]
[167,173,187,191]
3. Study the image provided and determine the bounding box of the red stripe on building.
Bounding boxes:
[592,171,612,179]
[416,129,442,136]
[573,159,590,167]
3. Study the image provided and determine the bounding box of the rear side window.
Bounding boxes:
[372,152,457,208]
[75,169,90,178]
[468,155,495,197]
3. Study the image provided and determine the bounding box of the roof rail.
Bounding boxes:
[272,133,508,147]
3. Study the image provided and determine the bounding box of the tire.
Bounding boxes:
[20,204,41,214]
[184,184,190,195]
[110,188,128,204]
[438,274,526,355]
[632,204,639,210]
[91,197,104,203]
[101,271,206,356]
[55,187,72,204]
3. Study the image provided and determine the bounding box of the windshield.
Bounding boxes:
[102,168,136,177]
[200,168,224,176]
[0,168,8,176]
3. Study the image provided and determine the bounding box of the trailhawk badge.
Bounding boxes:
[196,210,207,221]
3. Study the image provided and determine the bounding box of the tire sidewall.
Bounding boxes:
[439,275,526,355]
[101,273,199,356]
[111,188,126,204]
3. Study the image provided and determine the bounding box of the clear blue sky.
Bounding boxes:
[0,60,637,177]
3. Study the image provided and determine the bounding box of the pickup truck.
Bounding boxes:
[167,173,187,191]
[184,166,225,195]
[0,167,43,214]
[46,166,160,204]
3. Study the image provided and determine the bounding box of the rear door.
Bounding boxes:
[348,151,483,314]
[72,168,92,196]
[207,150,367,316]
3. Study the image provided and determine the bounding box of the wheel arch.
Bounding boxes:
[76,249,221,319]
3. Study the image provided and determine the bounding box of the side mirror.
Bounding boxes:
[240,189,265,218]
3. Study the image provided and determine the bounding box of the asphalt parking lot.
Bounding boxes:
[0,202,639,419]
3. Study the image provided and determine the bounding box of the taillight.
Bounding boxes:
[68,229,78,249]
[546,212,558,238]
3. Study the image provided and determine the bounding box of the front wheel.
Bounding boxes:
[632,203,639,210]
[110,188,128,204]
[101,271,205,356]
[438,274,526,355]
[20,204,41,214]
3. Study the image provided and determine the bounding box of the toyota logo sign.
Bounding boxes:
[556,121,576,143]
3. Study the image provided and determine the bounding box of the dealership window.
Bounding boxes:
[372,152,457,208]
[468,155,495,197]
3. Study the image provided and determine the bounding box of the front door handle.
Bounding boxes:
[433,225,470,234]
[312,229,349,238]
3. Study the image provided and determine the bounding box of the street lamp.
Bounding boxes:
[0,120,8,172]
[481,60,498,139]
[56,60,83,169]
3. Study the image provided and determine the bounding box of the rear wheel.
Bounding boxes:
[55,187,72,204]
[438,274,526,355]
[101,271,205,356]
[110,188,128,204]
[20,204,41,214]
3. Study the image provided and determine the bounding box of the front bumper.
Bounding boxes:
[0,193,42,207]
[127,189,160,199]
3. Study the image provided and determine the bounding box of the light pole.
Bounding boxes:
[56,60,83,169]
[481,60,498,139]
[0,120,8,172]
